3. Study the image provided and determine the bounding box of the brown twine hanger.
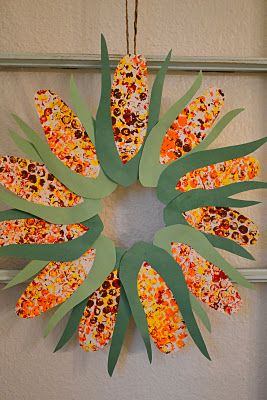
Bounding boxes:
[125,0,139,54]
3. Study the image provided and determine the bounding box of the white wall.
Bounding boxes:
[0,1,266,399]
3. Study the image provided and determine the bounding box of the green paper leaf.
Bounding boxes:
[163,206,255,261]
[144,243,210,360]
[0,214,103,261]
[44,235,116,337]
[139,71,203,188]
[108,286,131,376]
[190,294,211,333]
[169,181,267,212]
[153,224,253,289]
[4,260,48,289]
[157,137,267,204]
[69,76,95,144]
[9,130,43,163]
[0,185,101,225]
[95,34,142,187]
[69,76,117,196]
[147,50,172,133]
[13,114,116,199]
[190,108,244,154]
[54,298,88,352]
[119,243,152,362]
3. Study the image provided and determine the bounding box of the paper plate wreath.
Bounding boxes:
[2,35,266,375]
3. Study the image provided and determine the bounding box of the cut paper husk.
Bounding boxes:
[157,137,267,204]
[13,109,116,199]
[0,210,103,261]
[95,35,172,187]
[44,235,116,337]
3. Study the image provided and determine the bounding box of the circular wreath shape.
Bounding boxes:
[1,35,266,376]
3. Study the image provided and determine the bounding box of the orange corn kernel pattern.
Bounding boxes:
[79,270,120,351]
[138,262,187,353]
[160,88,224,164]
[0,218,88,247]
[172,243,242,314]
[111,55,149,164]
[16,248,96,318]
[184,206,259,246]
[35,90,99,178]
[0,156,82,207]
[176,156,259,192]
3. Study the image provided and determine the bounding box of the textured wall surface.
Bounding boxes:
[0,1,266,399]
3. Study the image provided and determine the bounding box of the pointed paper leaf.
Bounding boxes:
[119,243,152,362]
[13,114,115,199]
[190,294,211,333]
[0,213,103,261]
[144,243,210,360]
[108,286,131,376]
[157,137,267,204]
[44,235,116,337]
[160,87,224,164]
[190,108,244,154]
[9,130,43,163]
[54,298,88,352]
[163,204,255,260]
[154,224,253,289]
[5,260,48,289]
[172,243,242,314]
[147,50,172,132]
[16,248,96,318]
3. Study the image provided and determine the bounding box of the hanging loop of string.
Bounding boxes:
[125,0,139,54]
[125,0,130,54]
[133,0,138,54]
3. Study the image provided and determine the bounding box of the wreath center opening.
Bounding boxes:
[101,183,165,248]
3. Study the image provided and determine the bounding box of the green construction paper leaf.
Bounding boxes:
[54,298,88,352]
[153,224,253,289]
[190,108,244,154]
[69,76,95,145]
[69,75,117,196]
[139,71,203,188]
[147,50,172,133]
[0,214,103,261]
[190,294,211,333]
[13,114,116,199]
[119,243,152,362]
[0,209,35,222]
[157,137,267,204]
[0,185,101,225]
[144,243,210,360]
[95,34,142,187]
[169,181,267,212]
[163,206,255,261]
[115,247,126,269]
[4,259,48,289]
[9,130,43,163]
[108,285,131,376]
[44,235,116,337]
